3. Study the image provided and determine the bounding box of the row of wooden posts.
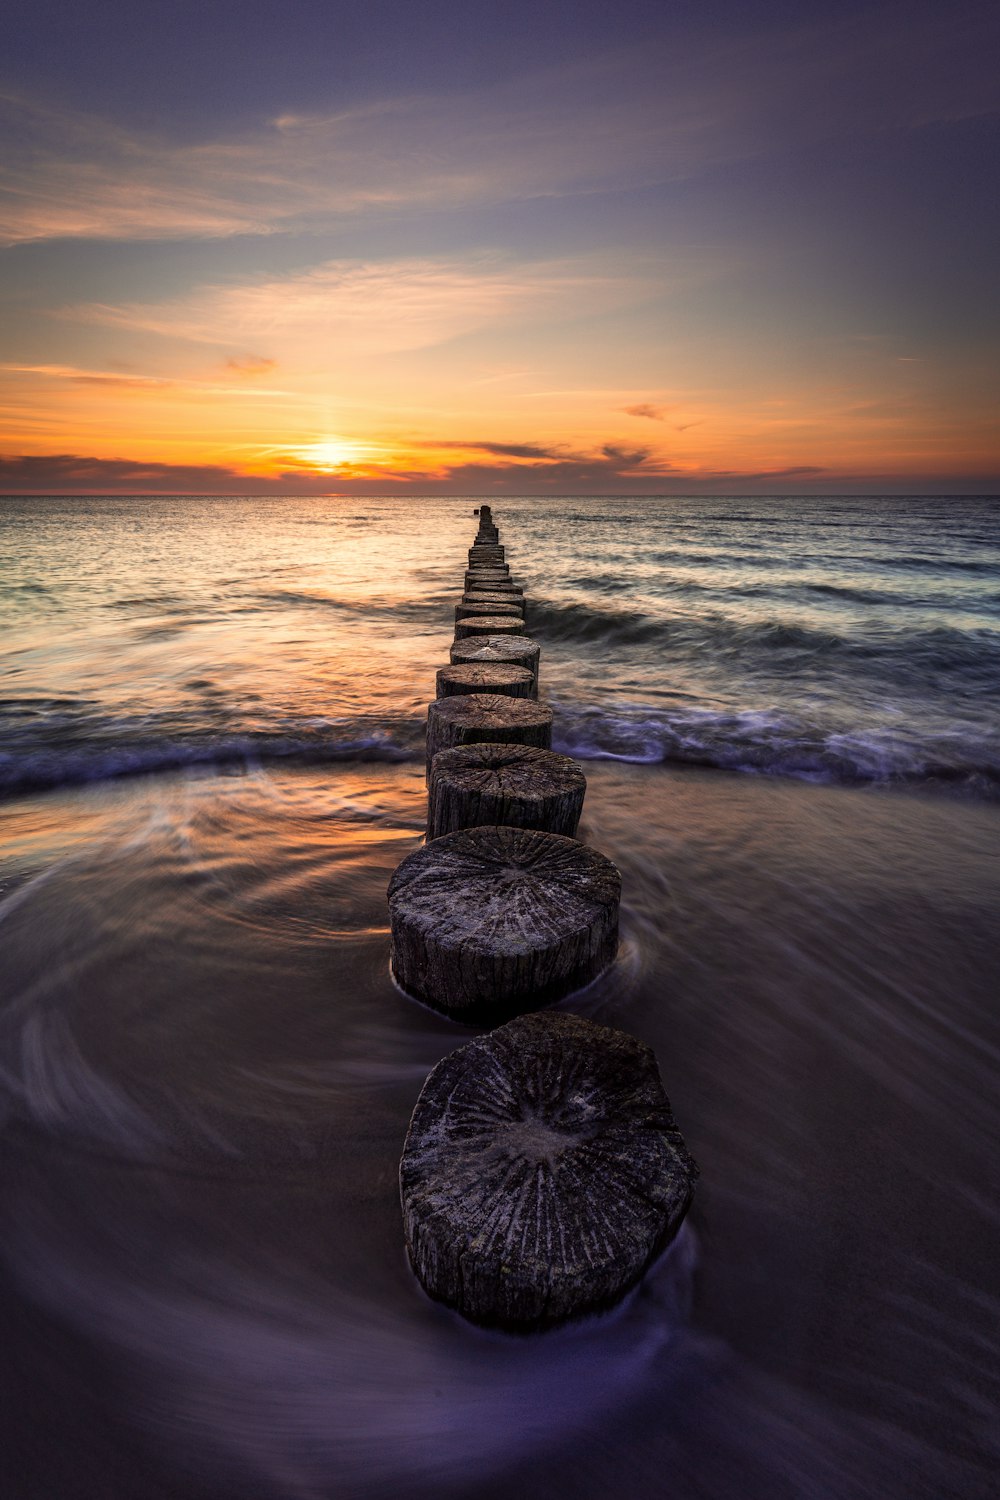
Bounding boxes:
[388,505,621,1019]
[388,508,697,1330]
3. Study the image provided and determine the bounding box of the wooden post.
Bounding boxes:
[450,635,540,695]
[425,691,551,773]
[388,827,620,1019]
[427,742,586,839]
[455,601,523,622]
[454,615,525,640]
[465,577,522,594]
[464,571,513,589]
[399,1012,697,1328]
[460,592,526,615]
[435,663,534,699]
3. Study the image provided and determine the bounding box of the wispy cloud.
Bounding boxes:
[622,403,668,421]
[4,9,992,245]
[67,254,660,356]
[6,448,997,496]
[0,361,290,398]
[224,355,277,375]
[1,362,175,389]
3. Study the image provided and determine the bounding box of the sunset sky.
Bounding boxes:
[2,0,998,494]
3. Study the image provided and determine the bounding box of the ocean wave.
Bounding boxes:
[551,704,1000,798]
[0,728,421,801]
[532,598,1000,678]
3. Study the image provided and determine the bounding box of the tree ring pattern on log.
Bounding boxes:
[426,692,551,774]
[388,824,619,1020]
[399,1011,697,1328]
[427,741,585,839]
[455,601,523,621]
[435,664,535,700]
[465,577,520,593]
[449,635,540,695]
[454,616,525,639]
[460,592,526,613]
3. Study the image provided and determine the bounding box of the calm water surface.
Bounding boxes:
[1,496,998,1499]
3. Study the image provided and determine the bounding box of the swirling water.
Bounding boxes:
[1,495,999,1499]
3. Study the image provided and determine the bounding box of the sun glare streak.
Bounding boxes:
[285,438,369,471]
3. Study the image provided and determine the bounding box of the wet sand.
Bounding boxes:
[1,761,998,1499]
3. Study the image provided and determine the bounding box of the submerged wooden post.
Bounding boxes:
[399,1012,697,1328]
[435,663,534,699]
[427,742,586,840]
[388,828,620,1020]
[425,691,552,773]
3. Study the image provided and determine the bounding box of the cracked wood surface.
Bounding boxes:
[426,692,552,774]
[399,1012,697,1328]
[460,592,526,614]
[454,616,526,640]
[388,825,619,1021]
[427,742,585,839]
[435,664,535,700]
[449,634,540,694]
[455,601,523,621]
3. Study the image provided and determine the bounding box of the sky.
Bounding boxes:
[1,0,998,495]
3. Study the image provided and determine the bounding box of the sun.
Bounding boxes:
[291,437,364,470]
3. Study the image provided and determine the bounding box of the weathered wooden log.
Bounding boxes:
[399,1012,696,1328]
[388,827,619,1020]
[449,634,540,694]
[470,542,504,554]
[476,528,499,541]
[427,742,585,840]
[435,664,534,700]
[454,615,525,640]
[469,552,505,567]
[465,577,522,594]
[425,692,551,773]
[455,601,523,622]
[461,592,526,615]
[464,571,512,588]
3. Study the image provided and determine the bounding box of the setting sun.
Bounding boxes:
[289,438,367,471]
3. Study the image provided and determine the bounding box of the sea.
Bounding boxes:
[1,493,998,1499]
